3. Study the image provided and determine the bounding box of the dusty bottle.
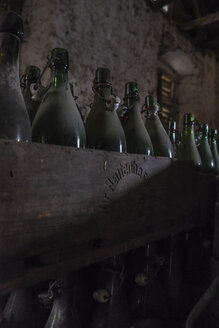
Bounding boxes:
[32,48,86,147]
[168,120,177,156]
[176,113,202,166]
[22,65,41,125]
[1,289,37,328]
[44,276,81,328]
[0,11,31,141]
[198,123,215,172]
[144,95,174,158]
[129,243,168,325]
[209,129,219,174]
[91,255,130,328]
[85,67,127,152]
[121,82,153,155]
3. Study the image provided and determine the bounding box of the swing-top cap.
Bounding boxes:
[145,95,158,108]
[168,120,176,131]
[50,48,69,70]
[183,113,195,126]
[95,68,111,84]
[25,65,41,82]
[125,82,139,97]
[0,11,24,40]
[201,123,209,134]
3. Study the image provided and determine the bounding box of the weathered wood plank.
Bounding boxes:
[0,139,172,262]
[182,10,219,31]
[0,140,216,294]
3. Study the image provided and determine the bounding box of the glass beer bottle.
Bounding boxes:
[209,129,219,174]
[85,67,126,152]
[144,95,173,158]
[176,113,202,166]
[0,11,31,141]
[198,123,215,172]
[121,82,153,155]
[32,48,86,147]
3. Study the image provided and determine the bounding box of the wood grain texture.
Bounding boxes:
[0,139,216,294]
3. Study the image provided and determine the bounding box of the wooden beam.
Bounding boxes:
[182,10,219,31]
[0,139,216,294]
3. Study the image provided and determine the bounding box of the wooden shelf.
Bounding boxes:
[0,139,216,295]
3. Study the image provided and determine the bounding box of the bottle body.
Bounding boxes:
[2,289,37,328]
[209,129,219,174]
[144,96,173,158]
[197,124,214,172]
[86,97,126,152]
[0,19,31,141]
[145,114,173,158]
[176,114,201,166]
[176,129,202,165]
[32,84,86,147]
[44,276,81,328]
[198,138,215,172]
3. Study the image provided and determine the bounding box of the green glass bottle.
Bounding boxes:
[91,255,130,328]
[168,120,177,156]
[32,48,86,147]
[0,11,31,141]
[209,129,219,174]
[198,123,215,172]
[121,82,153,155]
[2,289,37,328]
[44,276,81,328]
[144,95,174,158]
[85,68,127,152]
[23,65,41,125]
[176,113,202,167]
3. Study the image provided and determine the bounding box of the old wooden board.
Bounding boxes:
[0,140,216,294]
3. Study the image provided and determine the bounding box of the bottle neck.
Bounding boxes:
[124,96,138,108]
[183,125,195,136]
[50,67,68,88]
[146,105,159,118]
[94,84,111,99]
[169,130,176,143]
[0,33,20,66]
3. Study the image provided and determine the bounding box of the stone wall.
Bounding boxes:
[20,0,217,131]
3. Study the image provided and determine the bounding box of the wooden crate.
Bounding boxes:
[0,139,216,294]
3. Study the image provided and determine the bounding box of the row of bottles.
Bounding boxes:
[0,10,218,173]
[0,231,212,328]
[0,9,216,328]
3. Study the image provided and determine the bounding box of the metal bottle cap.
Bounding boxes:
[168,120,176,131]
[145,95,158,108]
[183,113,195,126]
[50,48,69,70]
[95,68,111,84]
[125,82,138,97]
[0,11,24,40]
[201,123,209,135]
[25,65,41,82]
